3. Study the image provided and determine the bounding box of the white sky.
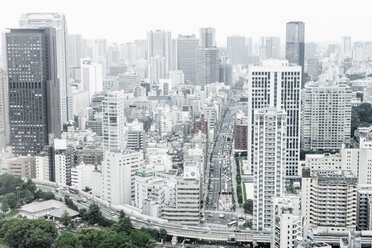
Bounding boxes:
[1,0,372,45]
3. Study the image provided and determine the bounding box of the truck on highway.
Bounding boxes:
[68,187,79,194]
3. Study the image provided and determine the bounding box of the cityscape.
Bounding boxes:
[1,1,372,248]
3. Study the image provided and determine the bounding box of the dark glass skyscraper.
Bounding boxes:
[6,28,61,156]
[285,21,305,87]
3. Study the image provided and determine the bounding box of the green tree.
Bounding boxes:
[60,211,72,227]
[35,189,44,199]
[129,229,156,248]
[159,228,167,241]
[1,218,58,248]
[98,232,132,248]
[0,174,22,195]
[42,191,55,200]
[23,189,35,204]
[243,199,253,214]
[351,103,372,137]
[87,203,102,225]
[3,193,17,209]
[55,231,82,248]
[1,200,9,214]
[78,228,112,248]
[111,215,133,234]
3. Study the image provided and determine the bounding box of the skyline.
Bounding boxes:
[1,0,372,45]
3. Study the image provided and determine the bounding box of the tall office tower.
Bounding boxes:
[305,42,318,60]
[227,35,247,65]
[301,82,352,151]
[80,58,103,102]
[134,39,147,61]
[353,42,364,62]
[93,39,107,61]
[148,56,167,83]
[19,13,68,125]
[271,196,302,248]
[6,28,61,156]
[306,58,320,81]
[107,44,120,67]
[147,30,172,73]
[199,27,215,48]
[248,60,301,177]
[259,36,281,61]
[120,42,136,65]
[102,91,125,153]
[341,36,352,59]
[286,21,305,87]
[196,28,219,87]
[0,69,9,149]
[176,34,199,84]
[101,150,142,205]
[252,108,286,231]
[301,170,357,233]
[67,34,82,68]
[246,37,253,58]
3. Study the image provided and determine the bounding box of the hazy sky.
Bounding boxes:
[1,0,372,45]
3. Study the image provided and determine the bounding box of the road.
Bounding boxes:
[35,182,271,244]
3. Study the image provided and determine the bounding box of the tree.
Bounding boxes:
[243,199,253,214]
[78,228,112,248]
[55,231,82,248]
[42,191,55,200]
[129,229,156,248]
[23,189,35,204]
[98,232,132,248]
[64,196,78,211]
[1,200,9,214]
[351,103,372,137]
[87,203,103,225]
[111,215,133,234]
[60,211,72,227]
[0,174,22,195]
[159,228,167,241]
[35,189,44,199]
[3,193,17,209]
[1,218,58,248]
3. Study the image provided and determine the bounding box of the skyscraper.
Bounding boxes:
[176,34,199,84]
[227,35,247,65]
[252,108,286,231]
[0,69,9,149]
[80,58,103,102]
[301,81,352,151]
[196,28,219,87]
[102,91,126,152]
[259,36,281,61]
[68,34,82,68]
[248,60,301,177]
[147,30,172,76]
[285,21,305,87]
[6,28,61,156]
[19,13,69,124]
[341,36,352,59]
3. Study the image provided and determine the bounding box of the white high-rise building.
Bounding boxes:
[271,196,302,248]
[301,81,352,151]
[68,34,82,68]
[101,150,143,206]
[341,148,372,185]
[176,34,199,84]
[81,58,103,102]
[248,60,301,177]
[71,163,95,191]
[0,69,9,149]
[252,108,286,231]
[102,91,126,152]
[301,170,357,233]
[35,153,50,182]
[227,35,247,65]
[19,13,69,125]
[117,71,140,93]
[341,36,352,59]
[147,30,172,74]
